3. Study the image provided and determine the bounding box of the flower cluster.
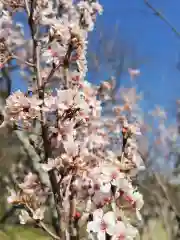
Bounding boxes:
[7,173,48,224]
[1,0,145,239]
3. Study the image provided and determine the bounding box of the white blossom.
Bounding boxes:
[87,210,116,240]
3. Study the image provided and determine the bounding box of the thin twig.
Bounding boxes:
[0,205,60,240]
[144,0,180,39]
[44,61,63,85]
[25,205,61,240]
[0,55,34,69]
[39,221,61,240]
[24,0,30,17]
[12,55,35,67]
[44,42,72,87]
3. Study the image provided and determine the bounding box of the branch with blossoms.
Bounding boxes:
[0,0,145,239]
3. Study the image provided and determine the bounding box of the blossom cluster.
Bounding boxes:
[0,0,145,239]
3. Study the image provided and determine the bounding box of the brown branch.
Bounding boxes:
[1,67,12,97]
[25,1,64,238]
[144,0,180,39]
[44,61,63,86]
[44,41,73,87]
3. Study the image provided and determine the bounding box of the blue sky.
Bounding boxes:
[89,0,180,116]
[12,0,180,117]
[90,0,180,167]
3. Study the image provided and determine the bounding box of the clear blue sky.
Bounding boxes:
[13,0,180,116]
[97,0,180,115]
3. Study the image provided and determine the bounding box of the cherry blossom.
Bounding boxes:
[112,221,138,240]
[87,209,116,240]
[0,0,145,238]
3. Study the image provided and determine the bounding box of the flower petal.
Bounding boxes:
[106,224,116,236]
[103,211,116,226]
[100,183,111,193]
[93,209,103,222]
[114,221,126,235]
[97,231,106,240]
[87,220,101,233]
[126,224,138,238]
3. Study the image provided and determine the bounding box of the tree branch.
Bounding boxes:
[24,0,30,16]
[26,1,63,237]
[14,130,50,185]
[144,0,180,39]
[1,67,12,97]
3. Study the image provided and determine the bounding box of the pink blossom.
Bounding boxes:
[112,222,138,240]
[87,210,116,240]
[1,0,145,238]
